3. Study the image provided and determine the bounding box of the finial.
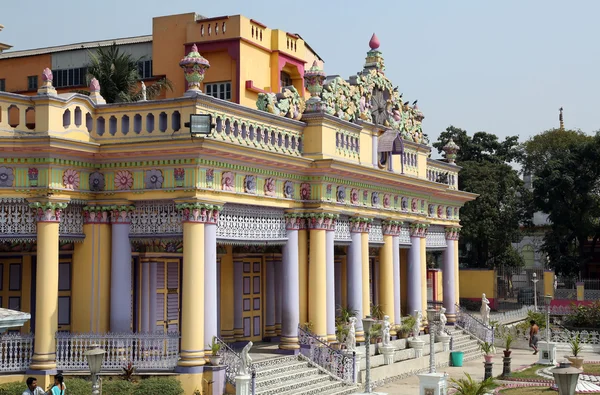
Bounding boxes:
[37,68,57,96]
[443,138,460,165]
[180,43,210,95]
[559,107,564,130]
[89,78,100,93]
[369,33,380,50]
[88,78,106,104]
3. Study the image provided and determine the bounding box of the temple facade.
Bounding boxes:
[0,12,475,392]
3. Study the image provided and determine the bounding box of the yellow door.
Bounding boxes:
[155,259,180,333]
[242,257,263,341]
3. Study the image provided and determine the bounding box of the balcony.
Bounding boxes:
[426,159,459,190]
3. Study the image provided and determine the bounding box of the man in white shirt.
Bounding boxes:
[23,377,45,395]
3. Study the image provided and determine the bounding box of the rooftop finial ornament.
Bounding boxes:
[369,33,380,50]
[37,67,57,96]
[304,61,326,112]
[88,77,106,104]
[443,138,460,164]
[559,107,564,130]
[364,33,385,72]
[179,44,210,96]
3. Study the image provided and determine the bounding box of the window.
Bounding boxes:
[52,67,87,88]
[0,79,5,92]
[205,81,232,101]
[27,76,38,91]
[137,60,153,79]
[280,71,292,89]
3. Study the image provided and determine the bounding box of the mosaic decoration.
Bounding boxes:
[336,186,346,203]
[144,169,164,189]
[300,183,311,200]
[0,167,14,187]
[383,194,390,208]
[27,168,38,186]
[206,168,214,186]
[217,204,287,244]
[283,181,294,199]
[264,177,276,197]
[62,169,79,190]
[256,86,306,120]
[221,171,234,191]
[115,170,134,190]
[244,175,256,194]
[350,188,359,205]
[174,168,185,187]
[89,171,105,192]
[179,44,210,92]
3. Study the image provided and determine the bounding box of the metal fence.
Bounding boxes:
[455,304,494,344]
[495,267,546,311]
[555,277,600,300]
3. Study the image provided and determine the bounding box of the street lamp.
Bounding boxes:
[426,309,438,373]
[552,361,581,395]
[545,294,552,359]
[85,347,106,395]
[532,273,539,310]
[362,316,376,394]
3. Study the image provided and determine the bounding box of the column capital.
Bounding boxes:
[445,226,461,240]
[305,212,338,231]
[284,213,307,230]
[176,202,222,224]
[349,217,372,233]
[409,222,429,238]
[29,200,68,223]
[82,205,112,224]
[382,220,403,236]
[110,204,137,224]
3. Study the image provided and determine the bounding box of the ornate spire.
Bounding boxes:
[179,44,210,95]
[364,33,385,72]
[304,61,326,112]
[559,107,564,130]
[369,33,380,50]
[443,138,460,164]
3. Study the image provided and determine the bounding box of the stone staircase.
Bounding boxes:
[448,326,484,362]
[253,355,359,395]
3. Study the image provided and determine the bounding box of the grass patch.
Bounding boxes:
[506,364,546,380]
[584,364,600,375]
[500,387,600,394]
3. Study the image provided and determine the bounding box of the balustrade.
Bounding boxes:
[215,337,256,394]
[455,304,494,344]
[0,333,33,372]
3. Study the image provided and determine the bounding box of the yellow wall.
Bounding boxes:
[543,270,554,299]
[240,41,272,107]
[459,269,495,299]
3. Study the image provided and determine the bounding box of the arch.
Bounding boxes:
[159,112,167,133]
[85,113,93,133]
[74,107,82,127]
[63,109,71,128]
[25,107,35,130]
[121,115,130,135]
[8,105,19,128]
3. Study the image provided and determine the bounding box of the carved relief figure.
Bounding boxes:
[221,171,234,191]
[300,183,311,200]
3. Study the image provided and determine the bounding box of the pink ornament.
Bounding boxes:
[42,68,53,82]
[90,78,100,92]
[369,33,380,50]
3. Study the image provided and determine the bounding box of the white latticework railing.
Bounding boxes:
[56,332,180,371]
[0,333,33,372]
[490,305,535,324]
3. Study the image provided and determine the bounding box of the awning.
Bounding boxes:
[378,130,404,154]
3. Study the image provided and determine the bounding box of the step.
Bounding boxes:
[320,385,361,395]
[255,359,310,378]
[255,367,319,389]
[278,379,350,395]
[255,372,332,395]
[253,355,298,370]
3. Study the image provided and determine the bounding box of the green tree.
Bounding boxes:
[82,43,172,103]
[522,128,592,175]
[435,126,533,269]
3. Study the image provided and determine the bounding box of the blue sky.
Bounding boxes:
[2,0,598,147]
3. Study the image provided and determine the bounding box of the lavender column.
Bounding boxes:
[347,231,364,334]
[265,258,276,337]
[372,134,378,167]
[274,260,282,336]
[149,262,157,332]
[233,259,244,339]
[407,232,422,315]
[110,211,132,333]
[393,235,401,325]
[326,229,335,342]
[141,263,150,333]
[443,230,457,322]
[280,223,300,350]
[204,223,217,347]
[335,260,342,311]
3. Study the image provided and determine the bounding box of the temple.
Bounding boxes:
[0,12,475,393]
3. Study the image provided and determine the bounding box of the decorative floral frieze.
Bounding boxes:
[283,181,294,199]
[300,183,311,200]
[446,206,452,219]
[222,171,234,192]
[81,206,112,224]
[428,204,435,217]
[0,167,14,187]
[174,168,185,187]
[111,205,136,224]
[89,172,105,192]
[63,169,80,190]
[445,227,461,240]
[336,186,346,203]
[383,194,390,208]
[256,86,306,120]
[29,201,68,223]
[28,168,39,187]
[176,203,222,224]
[349,217,373,233]
[382,220,403,236]
[264,177,276,197]
[306,213,339,231]
[145,169,164,189]
[244,175,256,194]
[409,223,429,238]
[115,170,134,190]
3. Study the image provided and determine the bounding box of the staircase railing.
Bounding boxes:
[215,337,256,394]
[455,304,494,344]
[298,325,356,384]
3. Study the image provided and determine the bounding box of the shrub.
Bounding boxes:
[102,378,135,394]
[62,378,92,395]
[0,381,26,395]
[564,301,600,328]
[133,377,184,395]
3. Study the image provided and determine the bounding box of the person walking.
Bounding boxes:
[529,320,540,355]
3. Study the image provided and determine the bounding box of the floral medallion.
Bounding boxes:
[244,175,256,194]
[89,171,105,192]
[174,168,185,187]
[363,190,369,205]
[145,169,164,189]
[28,168,39,186]
[115,170,134,190]
[383,194,390,208]
[0,167,14,187]
[446,207,452,218]
[206,169,214,186]
[336,186,346,203]
[264,177,276,196]
[62,169,80,190]
[371,192,380,207]
[401,197,408,211]
[283,181,294,198]
[222,171,234,191]
[300,183,311,200]
[411,198,418,212]
[428,204,435,216]
[394,195,399,208]
[350,188,359,205]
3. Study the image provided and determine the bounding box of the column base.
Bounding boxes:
[356,331,365,344]
[29,355,57,372]
[275,324,282,337]
[233,328,244,340]
[418,372,448,395]
[178,350,206,369]
[446,313,457,324]
[265,326,276,338]
[409,339,425,358]
[327,334,337,343]
[279,336,300,350]
[220,329,235,342]
[235,374,252,395]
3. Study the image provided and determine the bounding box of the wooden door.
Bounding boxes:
[242,258,263,341]
[155,259,180,333]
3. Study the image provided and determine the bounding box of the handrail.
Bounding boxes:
[298,325,356,384]
[455,304,494,344]
[214,337,256,394]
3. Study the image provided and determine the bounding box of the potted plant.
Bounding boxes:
[401,315,417,339]
[450,373,495,395]
[334,323,348,349]
[207,336,222,365]
[567,332,584,369]
[480,341,495,363]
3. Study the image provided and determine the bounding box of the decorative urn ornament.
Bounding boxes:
[179,44,210,92]
[304,61,326,100]
[442,138,460,164]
